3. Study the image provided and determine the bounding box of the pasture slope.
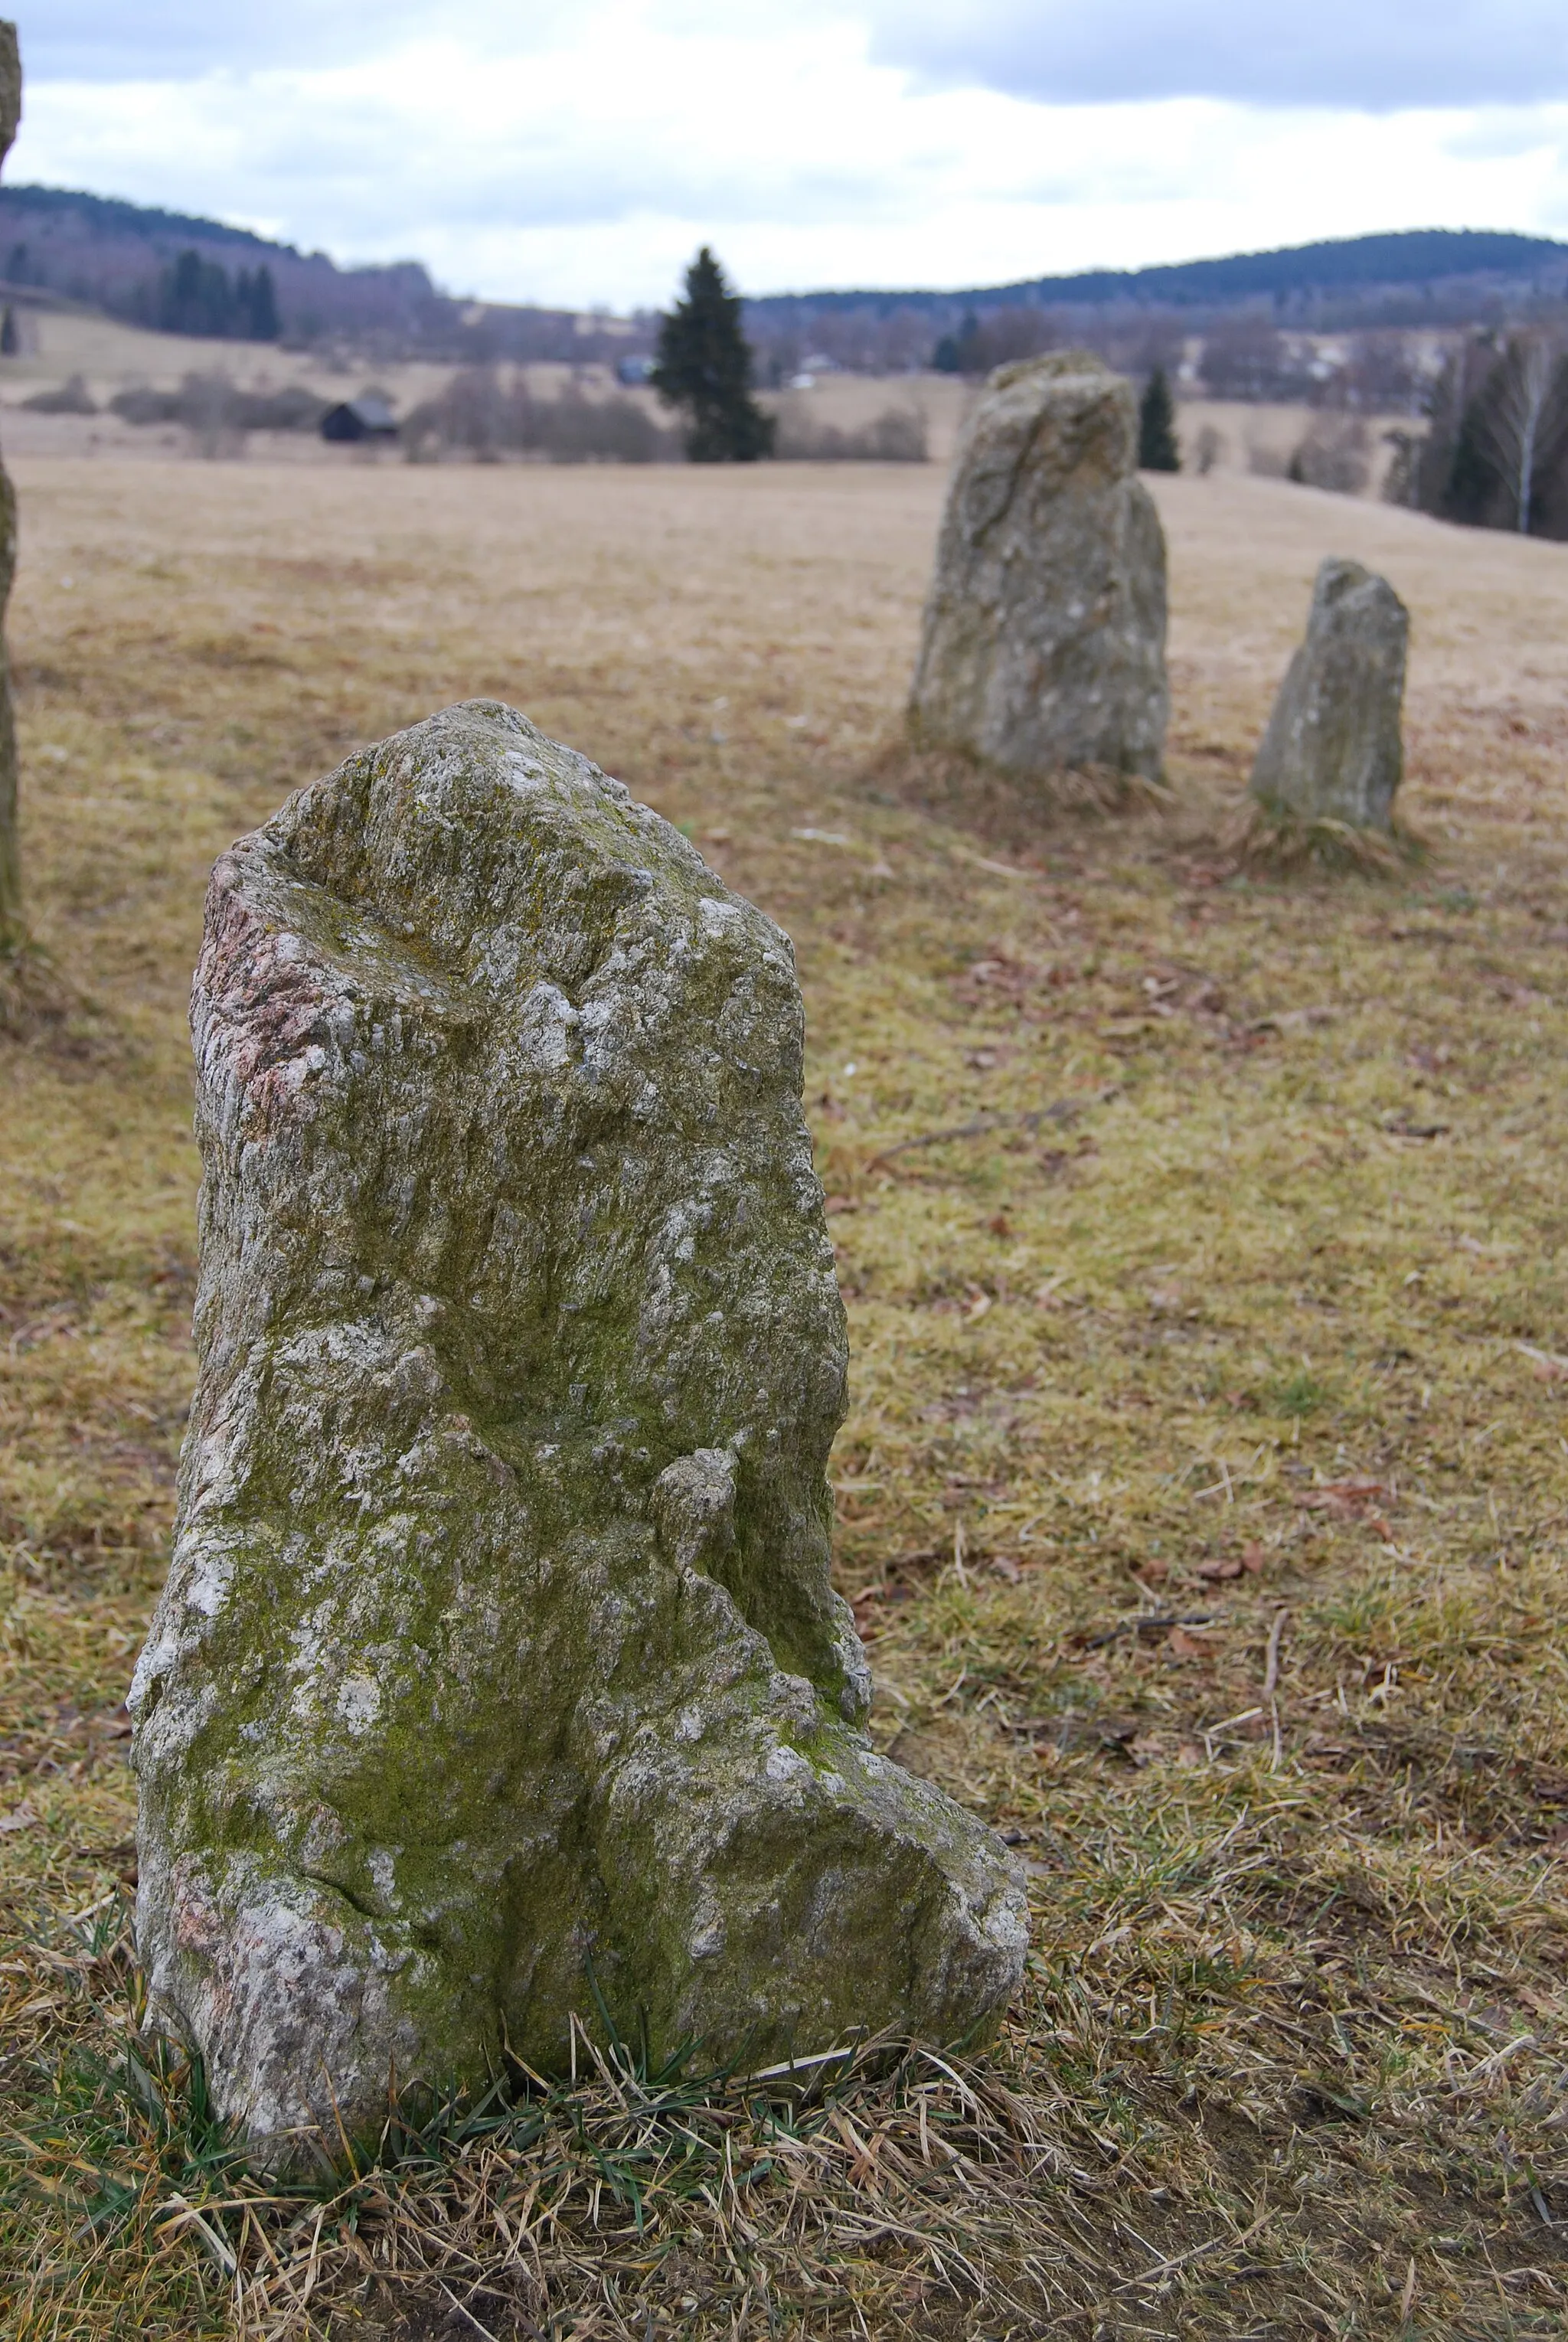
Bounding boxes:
[4,456,1568,2337]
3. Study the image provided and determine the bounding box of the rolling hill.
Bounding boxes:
[1,188,1562,364]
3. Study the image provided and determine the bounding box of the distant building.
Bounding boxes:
[320,395,397,443]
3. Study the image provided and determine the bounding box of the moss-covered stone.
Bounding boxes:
[1250,557,1408,831]
[131,702,1026,2159]
[909,351,1168,789]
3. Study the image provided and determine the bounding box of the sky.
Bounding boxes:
[13,3,1568,311]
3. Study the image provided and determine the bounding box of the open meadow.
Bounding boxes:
[5,452,1568,2337]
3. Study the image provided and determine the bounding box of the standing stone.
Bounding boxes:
[132,701,1025,2160]
[1250,558,1408,831]
[909,351,1168,788]
[0,23,23,955]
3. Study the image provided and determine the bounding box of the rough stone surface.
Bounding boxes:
[909,351,1168,786]
[1250,557,1409,830]
[132,701,1026,2158]
[0,22,19,157]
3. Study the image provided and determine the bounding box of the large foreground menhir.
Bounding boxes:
[130,703,1026,2161]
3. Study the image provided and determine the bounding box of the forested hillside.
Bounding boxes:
[2,191,1563,372]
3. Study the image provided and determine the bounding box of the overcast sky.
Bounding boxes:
[14,3,1568,309]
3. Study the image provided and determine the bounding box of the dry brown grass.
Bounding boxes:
[5,457,1568,2337]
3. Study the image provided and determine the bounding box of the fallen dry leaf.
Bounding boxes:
[1296,1478,1393,1517]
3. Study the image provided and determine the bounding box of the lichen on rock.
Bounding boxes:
[909,351,1169,790]
[132,701,1026,2160]
[1250,557,1409,832]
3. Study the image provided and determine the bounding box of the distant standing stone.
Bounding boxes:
[132,701,1025,2161]
[1250,558,1408,831]
[910,351,1168,788]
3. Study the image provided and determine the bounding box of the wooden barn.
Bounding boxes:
[320,394,398,443]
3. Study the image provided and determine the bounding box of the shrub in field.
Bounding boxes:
[773,401,928,461]
[109,376,328,436]
[1285,416,1371,495]
[108,370,326,458]
[21,369,95,414]
[400,369,678,462]
[109,377,330,445]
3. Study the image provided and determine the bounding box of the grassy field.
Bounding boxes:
[4,455,1568,2338]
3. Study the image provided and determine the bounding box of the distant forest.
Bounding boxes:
[147,250,279,341]
[0,185,642,363]
[742,230,1568,381]
[749,230,1568,328]
[3,187,1566,381]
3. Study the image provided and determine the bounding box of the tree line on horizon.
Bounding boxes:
[139,249,280,342]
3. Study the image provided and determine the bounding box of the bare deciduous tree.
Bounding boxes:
[1470,332,1563,534]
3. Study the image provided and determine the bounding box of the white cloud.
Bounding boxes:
[11,5,1568,311]
[18,2,580,82]
[866,2,1568,113]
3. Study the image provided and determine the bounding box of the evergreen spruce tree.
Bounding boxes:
[1138,365,1181,472]
[158,250,235,339]
[249,263,280,342]
[651,247,773,463]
